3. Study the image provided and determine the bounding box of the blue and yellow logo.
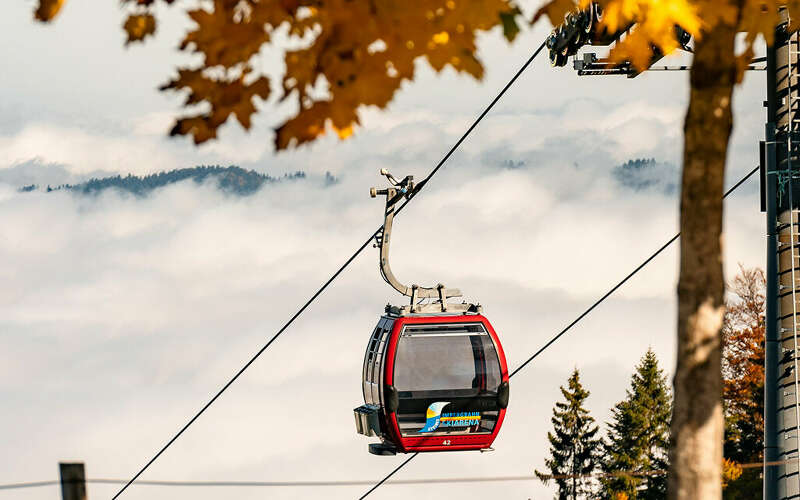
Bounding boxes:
[419,402,481,433]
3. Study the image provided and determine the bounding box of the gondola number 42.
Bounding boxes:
[442,440,451,446]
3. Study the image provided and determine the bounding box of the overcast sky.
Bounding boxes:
[0,2,769,499]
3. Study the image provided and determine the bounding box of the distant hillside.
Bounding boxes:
[612,158,678,194]
[21,166,307,196]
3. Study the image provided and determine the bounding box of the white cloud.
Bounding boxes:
[131,111,178,137]
[0,124,182,175]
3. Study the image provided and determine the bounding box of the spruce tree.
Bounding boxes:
[601,349,672,499]
[535,369,601,499]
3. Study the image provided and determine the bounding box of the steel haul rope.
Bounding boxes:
[113,37,549,500]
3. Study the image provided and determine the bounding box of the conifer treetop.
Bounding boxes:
[536,368,602,500]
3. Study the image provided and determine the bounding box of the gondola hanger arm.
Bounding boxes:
[370,169,471,313]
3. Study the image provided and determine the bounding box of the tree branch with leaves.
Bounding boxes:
[33,0,522,149]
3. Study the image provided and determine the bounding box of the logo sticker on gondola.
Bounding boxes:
[420,402,481,433]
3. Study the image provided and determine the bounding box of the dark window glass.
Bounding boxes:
[377,320,393,405]
[392,322,503,436]
[362,324,383,404]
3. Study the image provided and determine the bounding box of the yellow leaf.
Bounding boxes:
[734,46,755,84]
[433,31,450,44]
[722,458,743,488]
[182,1,272,68]
[738,0,778,46]
[335,124,354,139]
[123,13,156,45]
[170,116,217,144]
[161,68,271,143]
[500,8,521,41]
[695,0,739,29]
[533,0,577,26]
[34,0,65,22]
[608,28,653,72]
[583,0,703,73]
[274,102,330,150]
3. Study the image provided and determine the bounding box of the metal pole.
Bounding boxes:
[766,20,786,500]
[59,463,87,500]
[766,129,779,500]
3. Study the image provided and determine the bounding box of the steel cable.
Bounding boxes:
[112,38,549,499]
[1,451,778,491]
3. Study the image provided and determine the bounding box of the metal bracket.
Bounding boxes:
[371,169,476,313]
[384,302,483,317]
[573,48,767,78]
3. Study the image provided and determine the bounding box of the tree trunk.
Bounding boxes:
[572,443,577,500]
[667,11,740,500]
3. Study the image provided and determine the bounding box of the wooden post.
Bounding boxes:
[59,463,86,500]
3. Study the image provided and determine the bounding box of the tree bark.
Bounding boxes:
[667,12,740,500]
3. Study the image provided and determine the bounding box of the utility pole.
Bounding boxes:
[763,20,780,498]
[764,12,800,500]
[59,462,87,500]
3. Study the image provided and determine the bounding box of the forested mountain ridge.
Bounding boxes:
[612,158,679,194]
[19,166,320,196]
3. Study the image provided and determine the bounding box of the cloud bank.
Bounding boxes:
[0,93,765,500]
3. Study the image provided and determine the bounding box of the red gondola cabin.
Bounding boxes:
[355,169,510,455]
[355,311,509,455]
